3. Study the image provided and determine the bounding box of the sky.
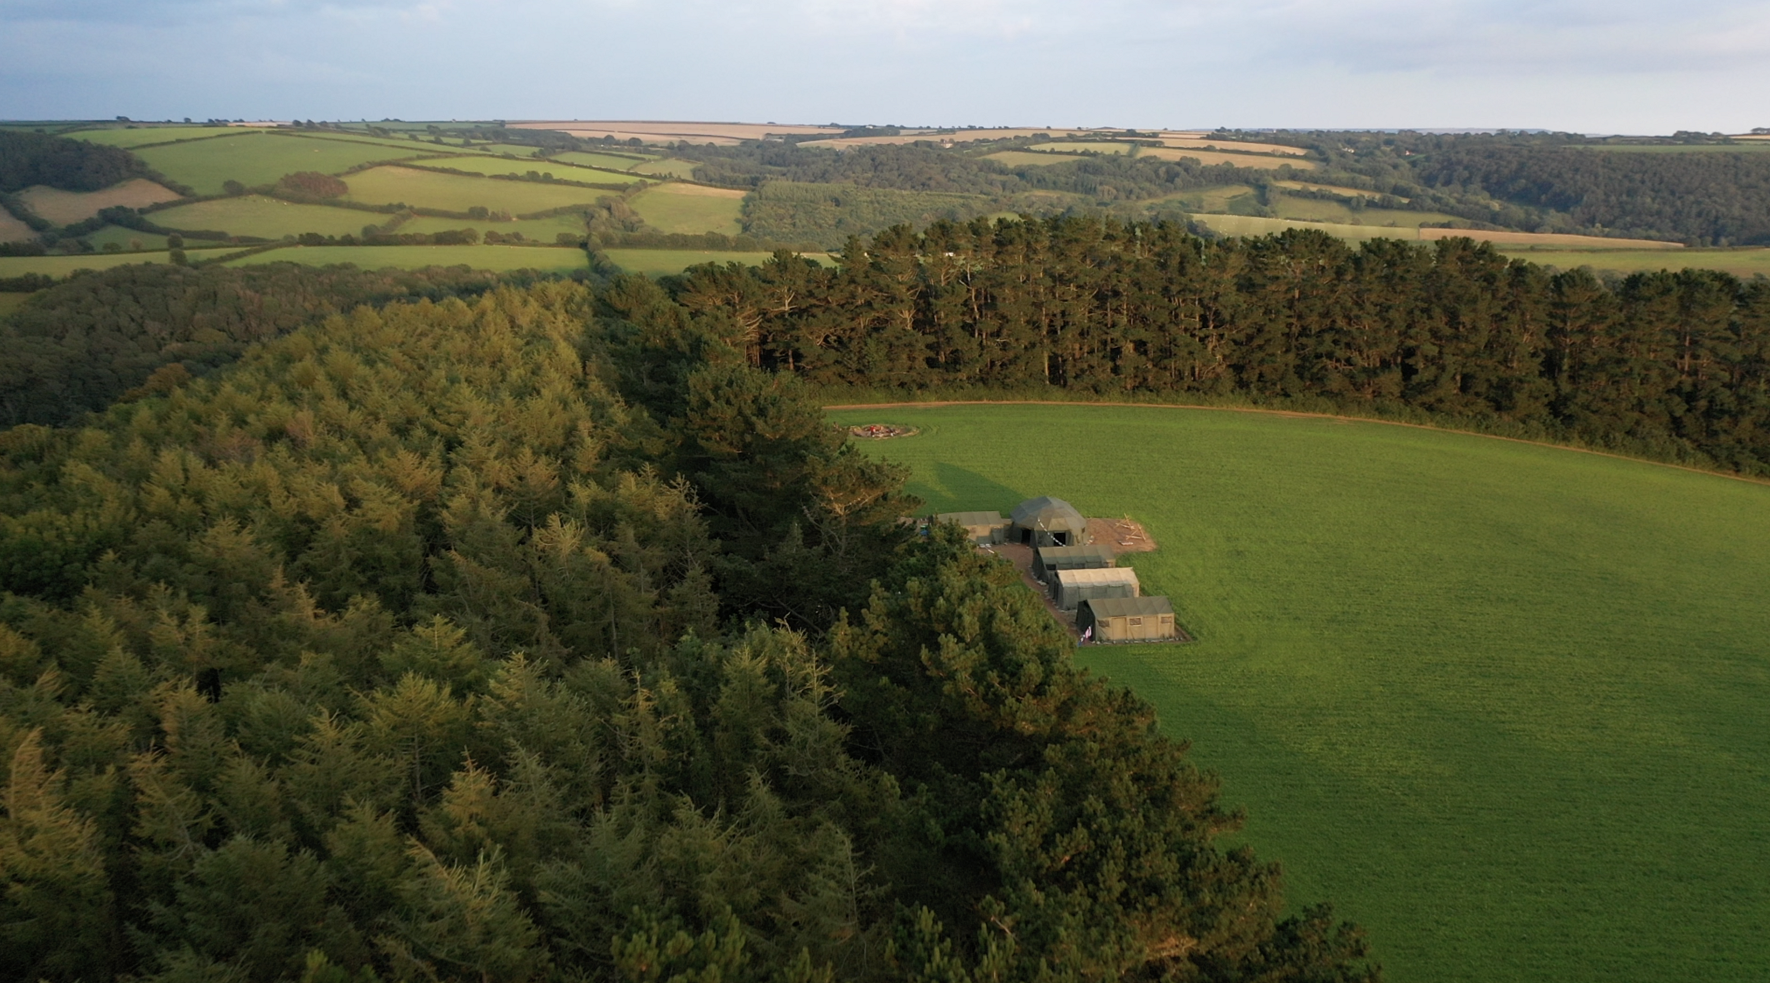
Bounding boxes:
[2,0,1768,134]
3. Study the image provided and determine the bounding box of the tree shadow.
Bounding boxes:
[909,462,1026,515]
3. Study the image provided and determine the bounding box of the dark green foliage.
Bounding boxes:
[0,281,1375,983]
[661,217,1770,475]
[0,130,145,193]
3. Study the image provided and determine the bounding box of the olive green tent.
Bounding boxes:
[1050,566,1139,611]
[1078,596,1177,643]
[934,511,1010,545]
[1033,544,1115,581]
[1011,496,1089,548]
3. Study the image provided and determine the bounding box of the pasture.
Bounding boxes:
[150,195,376,239]
[601,248,828,277]
[1193,214,1683,249]
[827,402,1770,983]
[221,243,587,273]
[0,252,173,277]
[631,159,700,178]
[340,166,613,215]
[69,126,243,148]
[982,150,1089,167]
[416,157,643,183]
[628,183,747,235]
[1501,247,1770,278]
[133,133,433,195]
[1269,195,1460,228]
[553,151,657,171]
[399,213,588,241]
[16,178,183,224]
[1274,180,1401,201]
[1028,142,1316,170]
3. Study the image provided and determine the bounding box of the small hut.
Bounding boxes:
[1050,566,1140,611]
[1078,596,1177,643]
[1033,544,1116,581]
[1011,496,1090,548]
[934,511,1011,545]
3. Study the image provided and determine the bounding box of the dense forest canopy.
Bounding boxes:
[0,130,146,194]
[0,279,1377,983]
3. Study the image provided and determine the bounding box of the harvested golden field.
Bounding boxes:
[1193,214,1683,249]
[1275,180,1394,200]
[982,150,1089,167]
[1156,137,1307,156]
[1417,228,1679,248]
[512,121,842,145]
[16,178,184,225]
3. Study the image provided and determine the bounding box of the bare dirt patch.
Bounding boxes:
[17,179,183,225]
[846,423,919,439]
[1090,517,1157,554]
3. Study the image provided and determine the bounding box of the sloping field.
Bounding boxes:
[513,120,842,145]
[150,195,376,238]
[0,211,34,243]
[553,151,656,171]
[602,248,827,277]
[1582,143,1770,153]
[341,166,613,215]
[69,126,242,148]
[1156,137,1307,156]
[1275,180,1396,201]
[1155,184,1258,213]
[628,182,746,235]
[398,213,588,241]
[1501,247,1770,277]
[1417,227,1680,248]
[1029,143,1317,170]
[631,159,700,178]
[221,243,587,273]
[414,156,643,183]
[1271,196,1460,227]
[134,133,434,194]
[827,402,1770,983]
[16,178,183,224]
[983,150,1089,167]
[0,252,173,277]
[83,226,172,251]
[1195,214,1680,248]
[802,127,1103,148]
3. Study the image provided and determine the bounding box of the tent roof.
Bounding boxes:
[935,511,1005,526]
[1053,567,1140,586]
[1011,496,1087,531]
[1082,596,1173,618]
[1035,545,1116,564]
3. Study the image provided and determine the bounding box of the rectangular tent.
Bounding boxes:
[1033,544,1116,581]
[1078,596,1177,642]
[1051,567,1140,611]
[934,511,1011,545]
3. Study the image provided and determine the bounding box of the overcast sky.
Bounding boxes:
[2,0,1767,133]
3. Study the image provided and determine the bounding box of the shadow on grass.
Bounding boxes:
[908,462,1026,515]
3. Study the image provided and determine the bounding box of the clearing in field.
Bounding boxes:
[0,252,174,277]
[628,183,747,236]
[341,166,615,215]
[16,178,183,225]
[827,402,1770,983]
[150,195,378,239]
[221,243,588,274]
[133,133,437,195]
[1497,246,1770,277]
[601,248,829,277]
[68,126,245,149]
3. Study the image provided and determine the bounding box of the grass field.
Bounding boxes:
[601,248,828,277]
[553,151,656,171]
[341,166,614,215]
[69,126,244,148]
[1154,184,1258,213]
[827,402,1770,983]
[1498,247,1770,277]
[417,156,644,183]
[631,159,700,179]
[1269,195,1460,228]
[0,252,173,277]
[150,195,376,239]
[1274,181,1396,201]
[398,213,588,241]
[1193,214,1685,250]
[982,150,1090,167]
[1029,142,1317,170]
[16,178,183,224]
[220,243,587,273]
[83,226,173,251]
[133,134,432,195]
[628,183,747,236]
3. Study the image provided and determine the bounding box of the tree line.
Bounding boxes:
[0,281,1377,983]
[655,217,1770,474]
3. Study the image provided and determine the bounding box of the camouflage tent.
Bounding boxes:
[934,510,1010,545]
[1033,544,1116,580]
[1010,496,1089,548]
[1050,566,1139,611]
[1078,596,1177,643]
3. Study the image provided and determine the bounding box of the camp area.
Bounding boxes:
[934,510,1011,544]
[1032,544,1115,579]
[1010,495,1089,547]
[1051,566,1140,610]
[1078,596,1178,642]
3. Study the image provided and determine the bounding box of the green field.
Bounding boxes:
[0,252,176,277]
[221,243,587,273]
[133,133,435,194]
[69,126,244,148]
[628,184,747,235]
[341,166,617,215]
[631,158,700,178]
[1497,247,1770,277]
[827,402,1770,983]
[553,150,656,171]
[399,213,587,241]
[982,150,1089,167]
[1269,195,1459,227]
[83,225,173,251]
[601,248,828,277]
[149,195,377,239]
[1194,213,1442,242]
[417,156,644,183]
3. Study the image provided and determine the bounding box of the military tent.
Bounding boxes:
[1050,566,1139,611]
[934,511,1011,545]
[1033,544,1116,580]
[1078,596,1177,642]
[1011,496,1089,548]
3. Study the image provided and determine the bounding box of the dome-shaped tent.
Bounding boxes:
[1010,496,1089,548]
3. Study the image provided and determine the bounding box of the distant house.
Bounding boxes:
[1032,544,1115,581]
[934,510,1011,545]
[1050,566,1139,611]
[1078,596,1177,643]
[1011,496,1089,548]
